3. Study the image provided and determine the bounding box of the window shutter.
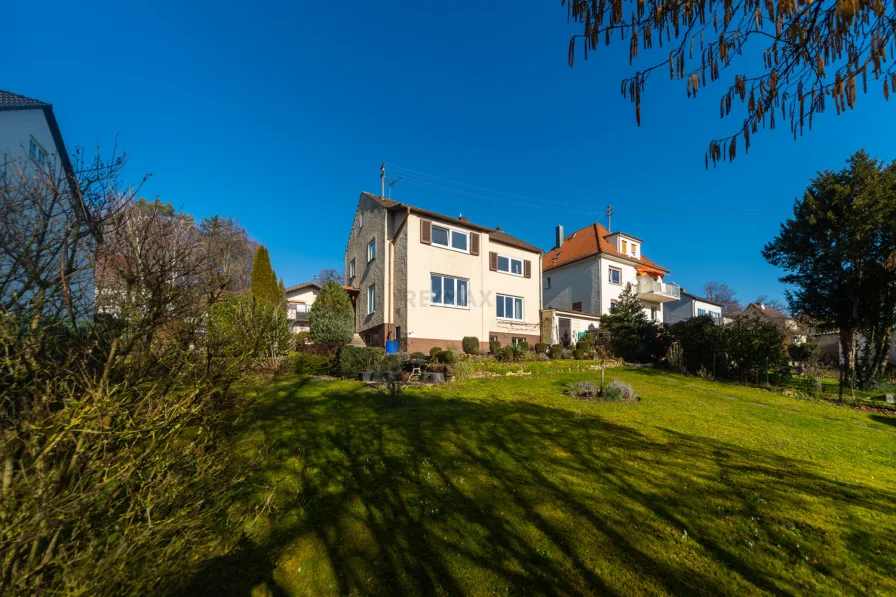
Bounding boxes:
[470,233,480,256]
[524,260,532,278]
[489,252,498,271]
[420,220,432,244]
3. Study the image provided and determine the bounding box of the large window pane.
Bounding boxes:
[451,231,468,251]
[496,296,504,318]
[432,226,449,246]
[514,298,523,320]
[497,256,509,272]
[457,279,468,307]
[431,275,442,304]
[511,259,522,275]
[444,277,455,305]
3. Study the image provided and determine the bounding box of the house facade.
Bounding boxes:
[743,303,807,345]
[663,290,723,324]
[542,223,678,323]
[284,281,321,333]
[540,308,602,345]
[344,192,543,352]
[1,90,96,313]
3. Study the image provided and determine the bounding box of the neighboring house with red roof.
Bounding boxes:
[743,302,807,344]
[343,192,543,352]
[542,223,679,324]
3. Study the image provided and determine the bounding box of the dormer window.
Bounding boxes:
[618,237,640,259]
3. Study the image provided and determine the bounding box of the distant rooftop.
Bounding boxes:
[0,90,50,111]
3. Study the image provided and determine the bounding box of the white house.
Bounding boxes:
[542,223,678,323]
[1,90,97,311]
[284,280,321,333]
[663,290,723,324]
[344,192,544,352]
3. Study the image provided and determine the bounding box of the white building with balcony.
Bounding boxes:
[541,223,678,324]
[285,280,322,333]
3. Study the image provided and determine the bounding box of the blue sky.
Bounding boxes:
[5,0,895,305]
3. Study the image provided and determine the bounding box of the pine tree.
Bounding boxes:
[600,283,655,362]
[278,277,287,310]
[250,246,280,306]
[309,279,355,346]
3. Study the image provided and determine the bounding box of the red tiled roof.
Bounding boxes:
[363,192,542,254]
[542,222,668,273]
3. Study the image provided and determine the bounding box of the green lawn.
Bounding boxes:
[181,365,896,596]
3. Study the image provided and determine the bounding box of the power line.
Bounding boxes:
[384,162,783,214]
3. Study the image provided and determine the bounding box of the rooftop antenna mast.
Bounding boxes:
[606,205,614,232]
[380,163,385,197]
[388,177,403,199]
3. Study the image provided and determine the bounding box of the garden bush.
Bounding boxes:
[429,346,443,359]
[577,338,593,352]
[309,280,355,346]
[574,349,585,360]
[495,346,511,361]
[462,336,480,354]
[339,346,385,378]
[453,360,476,381]
[550,344,563,359]
[534,342,548,354]
[436,349,456,364]
[410,351,426,360]
[292,352,332,376]
[490,340,501,354]
[568,381,599,399]
[379,353,407,373]
[606,379,639,401]
[517,340,529,352]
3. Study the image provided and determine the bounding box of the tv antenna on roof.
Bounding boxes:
[388,177,403,199]
[606,205,614,232]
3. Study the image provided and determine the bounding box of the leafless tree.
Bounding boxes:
[703,281,742,315]
[317,267,344,284]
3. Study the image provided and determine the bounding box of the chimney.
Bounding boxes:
[555,225,564,249]
[458,215,468,222]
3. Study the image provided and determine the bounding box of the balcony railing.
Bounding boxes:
[636,276,681,300]
[287,304,311,319]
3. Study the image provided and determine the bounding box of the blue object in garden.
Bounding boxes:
[385,340,399,354]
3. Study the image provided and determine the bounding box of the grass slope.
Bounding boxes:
[181,366,896,596]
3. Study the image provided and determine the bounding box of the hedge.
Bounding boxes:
[339,346,385,378]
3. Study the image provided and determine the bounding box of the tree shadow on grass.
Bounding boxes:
[176,378,896,596]
[870,414,896,427]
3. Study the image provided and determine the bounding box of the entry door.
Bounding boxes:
[558,318,571,345]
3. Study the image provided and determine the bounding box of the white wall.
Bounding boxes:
[550,311,600,344]
[286,286,318,306]
[405,214,542,343]
[543,256,601,314]
[0,109,64,179]
[692,299,722,321]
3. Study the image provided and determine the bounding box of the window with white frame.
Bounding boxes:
[29,137,48,167]
[608,267,621,285]
[431,274,468,308]
[497,254,523,276]
[496,294,523,321]
[651,307,658,321]
[431,224,469,253]
[367,238,376,262]
[349,258,356,278]
[367,285,375,314]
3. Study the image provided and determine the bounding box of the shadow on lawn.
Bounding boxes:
[178,379,896,596]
